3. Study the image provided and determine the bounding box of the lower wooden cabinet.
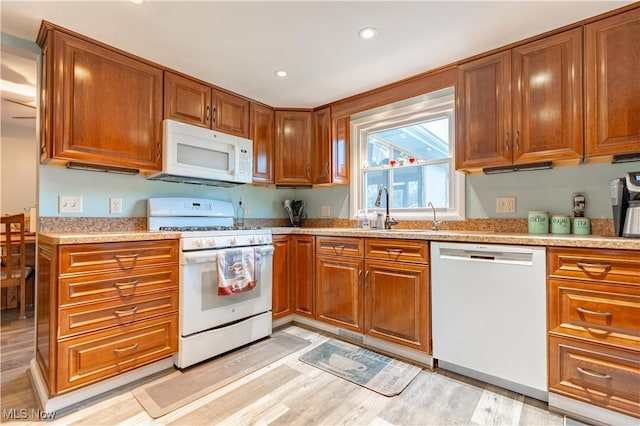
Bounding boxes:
[57,314,177,392]
[272,236,293,320]
[549,335,640,418]
[548,247,640,418]
[36,238,179,396]
[291,235,315,318]
[365,259,430,352]
[315,236,431,353]
[272,235,316,321]
[316,254,364,332]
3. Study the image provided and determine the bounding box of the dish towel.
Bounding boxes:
[217,248,257,296]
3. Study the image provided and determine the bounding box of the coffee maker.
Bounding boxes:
[610,171,640,238]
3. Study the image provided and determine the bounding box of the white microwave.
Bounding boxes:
[147,119,253,187]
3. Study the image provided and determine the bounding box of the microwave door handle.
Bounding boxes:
[231,144,238,176]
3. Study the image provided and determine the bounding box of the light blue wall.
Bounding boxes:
[466,162,640,219]
[40,161,639,220]
[39,165,295,219]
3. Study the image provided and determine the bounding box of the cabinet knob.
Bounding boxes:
[206,105,211,121]
[515,130,520,151]
[505,132,510,152]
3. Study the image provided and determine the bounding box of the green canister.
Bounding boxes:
[573,217,591,235]
[551,215,571,234]
[528,211,549,234]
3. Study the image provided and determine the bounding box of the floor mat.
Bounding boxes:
[132,332,310,418]
[299,338,421,396]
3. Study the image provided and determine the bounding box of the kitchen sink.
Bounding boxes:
[378,229,494,234]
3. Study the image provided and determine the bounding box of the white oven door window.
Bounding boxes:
[181,247,273,337]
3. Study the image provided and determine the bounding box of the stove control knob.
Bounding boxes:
[229,237,237,246]
[257,236,264,243]
[207,238,215,247]
[249,236,256,244]
[195,239,204,248]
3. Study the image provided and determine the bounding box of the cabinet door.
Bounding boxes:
[331,116,350,185]
[250,103,275,184]
[365,260,430,352]
[212,90,250,138]
[313,107,332,184]
[456,50,512,170]
[292,235,315,318]
[48,31,163,171]
[275,110,313,185]
[585,8,640,158]
[164,71,212,128]
[512,28,583,164]
[272,236,292,320]
[316,255,364,333]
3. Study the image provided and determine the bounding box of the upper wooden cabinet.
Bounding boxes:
[250,103,275,184]
[312,108,350,186]
[313,107,332,184]
[164,71,211,127]
[456,28,583,171]
[37,26,163,171]
[585,7,640,160]
[275,110,313,185]
[164,71,250,138]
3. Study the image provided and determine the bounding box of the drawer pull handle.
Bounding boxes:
[114,306,138,316]
[113,280,139,289]
[576,262,611,274]
[115,253,140,261]
[386,248,403,254]
[577,367,612,380]
[332,245,345,253]
[113,343,139,354]
[577,307,612,318]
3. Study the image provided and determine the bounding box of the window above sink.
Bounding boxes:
[350,87,465,222]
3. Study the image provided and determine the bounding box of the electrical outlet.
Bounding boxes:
[321,205,331,217]
[243,204,250,215]
[109,198,123,214]
[59,195,82,213]
[496,196,516,213]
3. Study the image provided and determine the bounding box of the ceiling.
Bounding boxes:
[0,1,633,136]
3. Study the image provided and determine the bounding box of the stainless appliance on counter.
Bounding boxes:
[148,197,273,368]
[610,171,640,238]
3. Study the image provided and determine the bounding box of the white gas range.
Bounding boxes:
[148,197,274,368]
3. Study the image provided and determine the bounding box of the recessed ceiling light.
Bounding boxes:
[274,69,288,78]
[128,0,145,5]
[358,27,378,40]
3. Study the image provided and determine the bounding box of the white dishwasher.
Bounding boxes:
[430,242,547,401]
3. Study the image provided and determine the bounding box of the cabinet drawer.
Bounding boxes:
[548,248,640,285]
[365,239,429,263]
[316,237,363,257]
[549,336,640,418]
[549,279,640,350]
[59,240,178,275]
[58,288,178,338]
[56,314,177,393]
[59,265,178,306]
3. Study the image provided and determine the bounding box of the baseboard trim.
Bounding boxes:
[28,357,174,413]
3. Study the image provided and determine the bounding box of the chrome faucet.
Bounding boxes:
[375,186,398,229]
[428,202,442,231]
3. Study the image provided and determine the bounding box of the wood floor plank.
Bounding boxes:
[168,365,301,425]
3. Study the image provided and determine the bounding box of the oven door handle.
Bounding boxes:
[182,251,219,264]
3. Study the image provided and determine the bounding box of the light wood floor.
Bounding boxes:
[1,308,585,425]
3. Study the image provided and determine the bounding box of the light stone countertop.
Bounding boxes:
[38,230,181,245]
[37,227,640,250]
[268,227,640,250]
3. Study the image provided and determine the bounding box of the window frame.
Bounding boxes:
[349,90,465,221]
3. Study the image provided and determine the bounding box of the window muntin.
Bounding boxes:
[351,88,465,221]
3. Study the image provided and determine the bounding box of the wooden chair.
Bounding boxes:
[1,213,34,319]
